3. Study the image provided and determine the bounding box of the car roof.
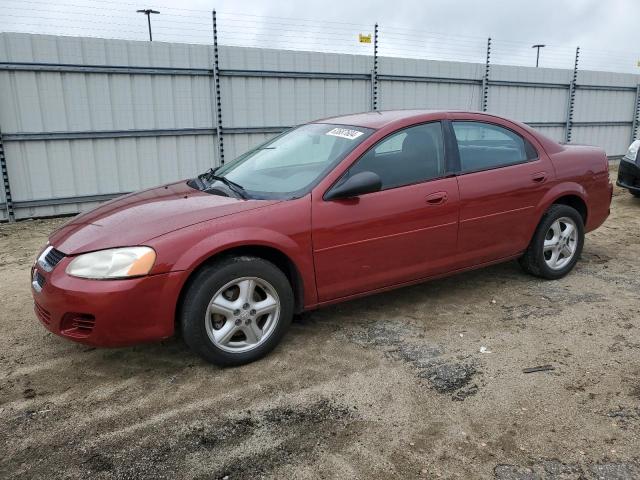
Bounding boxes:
[314,109,446,129]
[314,109,538,130]
[313,109,561,152]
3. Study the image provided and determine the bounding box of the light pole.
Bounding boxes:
[137,9,160,41]
[532,44,546,68]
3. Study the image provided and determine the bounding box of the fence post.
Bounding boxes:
[631,84,640,143]
[371,22,379,111]
[0,129,15,222]
[564,46,580,143]
[481,37,491,112]
[211,10,225,165]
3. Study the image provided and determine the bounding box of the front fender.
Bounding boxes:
[147,201,316,308]
[171,226,308,273]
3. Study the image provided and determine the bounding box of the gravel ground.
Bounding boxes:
[1,166,639,479]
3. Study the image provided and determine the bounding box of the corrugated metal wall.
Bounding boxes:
[1,32,639,220]
[221,45,371,134]
[378,57,484,111]
[571,70,640,153]
[0,33,218,219]
[216,46,374,169]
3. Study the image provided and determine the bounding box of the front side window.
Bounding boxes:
[453,121,537,173]
[196,123,373,199]
[347,122,445,190]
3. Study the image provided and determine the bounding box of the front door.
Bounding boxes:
[312,121,460,302]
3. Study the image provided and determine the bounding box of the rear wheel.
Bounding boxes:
[180,256,294,366]
[519,204,584,280]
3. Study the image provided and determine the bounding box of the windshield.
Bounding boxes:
[203,123,374,199]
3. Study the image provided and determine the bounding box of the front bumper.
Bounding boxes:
[31,256,186,347]
[617,158,640,194]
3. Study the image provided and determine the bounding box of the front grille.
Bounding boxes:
[34,302,51,325]
[37,247,66,273]
[34,271,46,289]
[44,248,66,269]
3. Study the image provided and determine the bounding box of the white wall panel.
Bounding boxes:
[220,45,372,74]
[221,77,370,128]
[491,64,572,85]
[489,85,569,122]
[571,126,633,157]
[380,56,484,80]
[579,70,639,88]
[529,126,566,143]
[0,33,218,219]
[4,135,217,219]
[0,72,214,132]
[379,81,482,111]
[573,89,636,123]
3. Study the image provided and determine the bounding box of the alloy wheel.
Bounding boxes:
[543,216,578,270]
[205,277,280,353]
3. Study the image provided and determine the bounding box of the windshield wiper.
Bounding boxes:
[199,169,248,199]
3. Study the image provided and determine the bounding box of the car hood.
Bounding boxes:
[49,181,278,254]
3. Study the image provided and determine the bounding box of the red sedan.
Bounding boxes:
[31,110,613,366]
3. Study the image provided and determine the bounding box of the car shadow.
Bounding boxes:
[59,259,531,374]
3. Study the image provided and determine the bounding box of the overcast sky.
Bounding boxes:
[1,0,639,72]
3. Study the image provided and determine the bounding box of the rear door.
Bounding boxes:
[452,119,554,265]
[312,121,460,302]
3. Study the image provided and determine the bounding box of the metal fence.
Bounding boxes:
[1,23,639,221]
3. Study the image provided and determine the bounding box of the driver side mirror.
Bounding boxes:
[325,171,382,200]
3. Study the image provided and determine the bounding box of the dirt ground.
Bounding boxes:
[1,165,639,480]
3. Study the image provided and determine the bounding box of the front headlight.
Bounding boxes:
[625,139,640,163]
[66,247,156,279]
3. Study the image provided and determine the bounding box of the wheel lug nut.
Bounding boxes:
[235,318,241,325]
[233,309,240,315]
[245,318,251,325]
[243,303,250,309]
[250,309,256,315]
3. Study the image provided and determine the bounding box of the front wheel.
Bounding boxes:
[519,204,585,280]
[180,256,294,366]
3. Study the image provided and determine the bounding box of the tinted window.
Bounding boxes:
[348,122,445,190]
[453,121,537,173]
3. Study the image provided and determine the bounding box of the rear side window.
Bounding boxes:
[452,121,537,173]
[349,122,445,190]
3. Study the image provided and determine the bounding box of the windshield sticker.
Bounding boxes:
[325,127,364,140]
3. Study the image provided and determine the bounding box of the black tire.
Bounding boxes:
[631,191,640,198]
[180,256,294,367]
[519,204,585,280]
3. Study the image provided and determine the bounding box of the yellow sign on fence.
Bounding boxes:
[359,34,372,44]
